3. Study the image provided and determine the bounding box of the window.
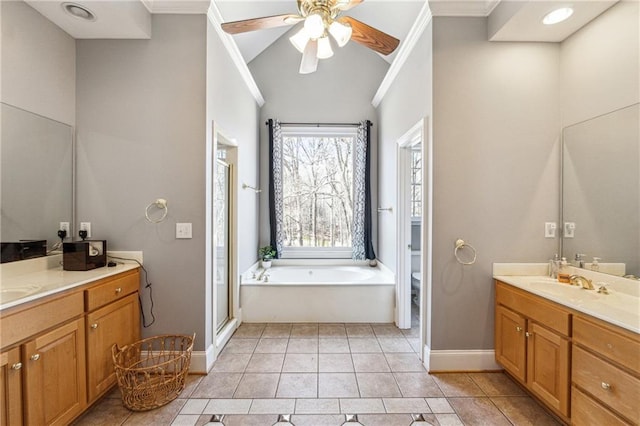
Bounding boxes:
[280,127,357,257]
[410,148,422,218]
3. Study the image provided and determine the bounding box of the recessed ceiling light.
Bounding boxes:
[62,2,96,21]
[542,7,574,25]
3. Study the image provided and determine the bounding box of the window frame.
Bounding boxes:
[279,125,358,259]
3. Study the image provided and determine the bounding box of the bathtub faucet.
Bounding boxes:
[256,268,268,281]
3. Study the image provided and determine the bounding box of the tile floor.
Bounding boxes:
[74,323,561,426]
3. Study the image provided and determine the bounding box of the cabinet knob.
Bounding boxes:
[115,287,122,294]
[525,332,532,338]
[91,323,98,329]
[30,354,40,361]
[601,382,611,390]
[11,362,22,370]
[515,326,522,332]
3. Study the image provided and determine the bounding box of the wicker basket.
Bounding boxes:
[112,334,195,411]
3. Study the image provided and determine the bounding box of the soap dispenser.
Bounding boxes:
[558,257,570,283]
[549,254,560,278]
[591,257,601,272]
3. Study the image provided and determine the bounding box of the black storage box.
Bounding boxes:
[63,240,107,271]
[1,240,47,263]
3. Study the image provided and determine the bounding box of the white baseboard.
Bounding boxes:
[425,347,501,372]
[190,345,215,374]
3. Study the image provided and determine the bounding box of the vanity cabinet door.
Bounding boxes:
[495,305,526,383]
[23,318,87,426]
[1,347,22,426]
[526,321,570,417]
[86,293,140,403]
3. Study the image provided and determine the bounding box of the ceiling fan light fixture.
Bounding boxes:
[542,7,573,25]
[290,28,311,53]
[317,36,334,59]
[304,13,326,39]
[329,20,352,47]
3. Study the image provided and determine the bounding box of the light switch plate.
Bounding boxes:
[176,223,192,239]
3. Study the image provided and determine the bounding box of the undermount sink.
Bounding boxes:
[524,280,600,303]
[0,285,42,301]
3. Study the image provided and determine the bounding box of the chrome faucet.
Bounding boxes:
[569,274,594,290]
[574,253,586,268]
[256,268,268,281]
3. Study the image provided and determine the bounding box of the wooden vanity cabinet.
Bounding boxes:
[0,268,140,425]
[1,347,23,425]
[571,314,640,425]
[495,281,571,420]
[22,318,86,426]
[86,292,140,402]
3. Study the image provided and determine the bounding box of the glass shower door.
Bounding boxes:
[215,159,230,333]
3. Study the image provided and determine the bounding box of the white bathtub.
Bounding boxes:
[240,261,396,323]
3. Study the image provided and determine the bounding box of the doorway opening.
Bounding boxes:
[396,118,431,363]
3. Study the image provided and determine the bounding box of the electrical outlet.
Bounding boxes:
[544,222,557,238]
[176,223,192,239]
[564,222,575,238]
[59,222,70,234]
[80,222,92,238]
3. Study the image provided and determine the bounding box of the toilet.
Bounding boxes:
[411,271,421,306]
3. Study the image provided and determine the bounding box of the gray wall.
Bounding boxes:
[248,29,389,249]
[205,20,260,345]
[0,0,76,125]
[76,14,260,351]
[430,17,561,350]
[377,23,433,272]
[206,20,260,274]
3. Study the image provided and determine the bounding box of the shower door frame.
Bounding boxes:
[207,121,240,366]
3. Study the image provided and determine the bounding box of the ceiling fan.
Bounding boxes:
[221,0,400,74]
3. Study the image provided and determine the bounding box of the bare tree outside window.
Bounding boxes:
[411,149,422,218]
[281,134,354,248]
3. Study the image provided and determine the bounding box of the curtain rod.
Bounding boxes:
[265,121,372,127]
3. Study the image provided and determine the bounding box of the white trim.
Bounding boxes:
[190,345,216,374]
[206,3,265,107]
[372,3,432,107]
[429,0,500,17]
[396,140,411,329]
[423,344,431,371]
[428,350,501,372]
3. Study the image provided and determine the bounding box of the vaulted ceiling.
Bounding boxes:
[24,0,618,100]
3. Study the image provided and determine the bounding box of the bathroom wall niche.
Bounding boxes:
[562,103,639,277]
[1,102,74,257]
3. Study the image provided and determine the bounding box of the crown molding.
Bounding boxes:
[207,3,266,107]
[372,1,432,108]
[428,0,500,17]
[145,0,211,14]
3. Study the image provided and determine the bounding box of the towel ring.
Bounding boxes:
[454,238,477,265]
[145,198,168,223]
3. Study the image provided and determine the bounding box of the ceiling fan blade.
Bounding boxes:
[299,40,319,74]
[222,14,302,35]
[338,16,399,55]
[333,0,364,11]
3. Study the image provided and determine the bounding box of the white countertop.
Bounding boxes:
[1,252,141,311]
[494,264,640,334]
